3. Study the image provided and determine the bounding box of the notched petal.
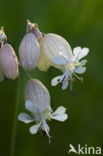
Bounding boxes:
[78,48,89,60]
[51,76,61,86]
[52,113,68,122]
[52,106,68,122]
[18,113,34,124]
[52,106,66,115]
[73,47,81,58]
[29,122,41,134]
[80,59,87,66]
[74,67,86,74]
[62,79,69,90]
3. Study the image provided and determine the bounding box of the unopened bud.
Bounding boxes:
[27,19,43,43]
[0,43,19,80]
[19,33,40,71]
[26,20,49,71]
[24,79,51,112]
[0,27,7,48]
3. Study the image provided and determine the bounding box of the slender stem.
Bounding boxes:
[10,69,21,156]
[22,67,32,79]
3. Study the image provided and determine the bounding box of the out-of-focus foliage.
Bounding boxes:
[0,0,103,156]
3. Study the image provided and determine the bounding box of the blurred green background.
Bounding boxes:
[0,0,103,156]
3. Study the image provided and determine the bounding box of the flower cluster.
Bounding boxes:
[0,20,89,142]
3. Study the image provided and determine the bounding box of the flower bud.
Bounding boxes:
[19,33,40,71]
[40,33,73,70]
[24,79,51,112]
[0,43,19,80]
[26,20,50,71]
[27,20,42,43]
[0,27,7,48]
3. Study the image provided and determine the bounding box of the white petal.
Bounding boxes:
[51,74,65,86]
[53,55,68,65]
[51,76,61,86]
[42,121,51,143]
[25,100,39,114]
[29,122,41,134]
[53,106,66,115]
[65,71,71,79]
[52,114,68,122]
[80,59,87,66]
[74,67,86,74]
[42,121,50,136]
[60,74,66,81]
[73,47,81,58]
[78,48,89,60]
[18,113,34,124]
[62,79,69,90]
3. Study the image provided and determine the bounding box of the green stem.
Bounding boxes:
[10,69,21,156]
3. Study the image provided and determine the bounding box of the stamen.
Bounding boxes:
[70,81,73,93]
[72,72,81,80]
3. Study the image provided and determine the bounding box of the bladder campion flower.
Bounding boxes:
[40,33,89,90]
[19,20,40,71]
[0,27,19,80]
[27,20,50,71]
[18,79,68,141]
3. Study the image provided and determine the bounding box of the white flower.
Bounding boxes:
[51,47,89,90]
[18,100,68,141]
[38,33,89,90]
[18,79,68,141]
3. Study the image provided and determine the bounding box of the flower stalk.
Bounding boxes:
[10,68,21,156]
